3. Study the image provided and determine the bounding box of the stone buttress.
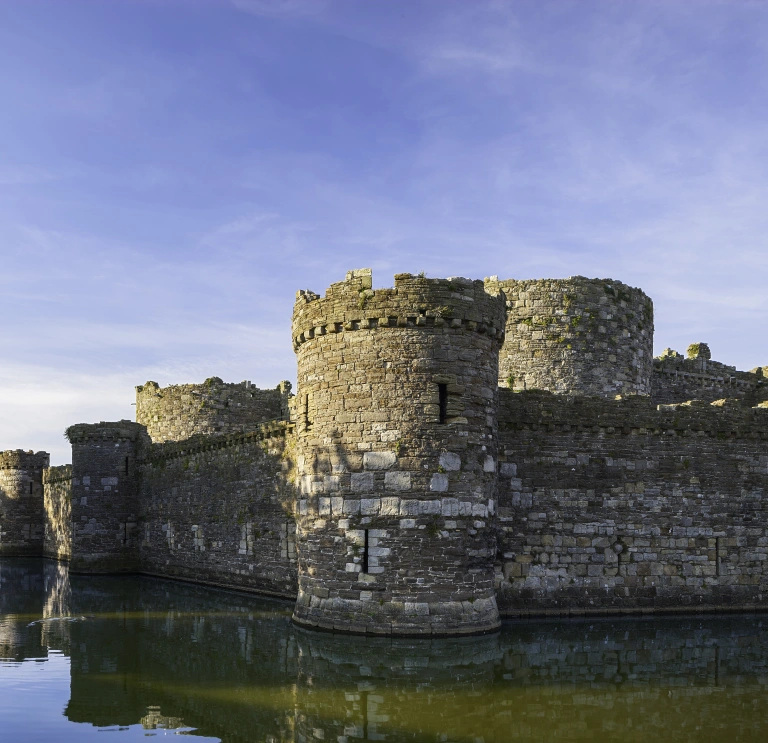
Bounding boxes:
[291,269,506,635]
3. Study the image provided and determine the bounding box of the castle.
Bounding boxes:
[1,268,767,636]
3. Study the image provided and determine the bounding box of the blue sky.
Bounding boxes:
[1,0,767,463]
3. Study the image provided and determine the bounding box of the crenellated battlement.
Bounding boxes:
[292,269,506,350]
[0,450,50,471]
[652,344,768,405]
[65,420,147,444]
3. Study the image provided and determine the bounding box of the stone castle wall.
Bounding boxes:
[291,269,506,635]
[486,276,653,397]
[136,378,291,443]
[0,450,49,556]
[43,465,72,561]
[3,268,768,637]
[137,422,297,598]
[495,390,768,616]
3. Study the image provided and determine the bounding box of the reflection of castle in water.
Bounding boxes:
[4,559,768,741]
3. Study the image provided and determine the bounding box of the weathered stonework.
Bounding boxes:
[486,276,654,397]
[495,391,768,615]
[652,344,768,406]
[0,450,49,555]
[291,270,505,635]
[137,424,297,597]
[43,465,72,561]
[3,268,768,636]
[136,378,291,443]
[66,421,148,574]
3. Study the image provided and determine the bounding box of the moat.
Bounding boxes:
[1,559,767,742]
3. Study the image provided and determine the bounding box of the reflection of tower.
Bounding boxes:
[291,270,506,635]
[0,450,49,555]
[293,629,502,741]
[486,276,653,396]
[67,421,147,573]
[0,559,47,660]
[40,561,72,653]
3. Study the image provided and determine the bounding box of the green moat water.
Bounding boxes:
[1,559,768,742]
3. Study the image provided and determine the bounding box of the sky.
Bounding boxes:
[1,0,767,464]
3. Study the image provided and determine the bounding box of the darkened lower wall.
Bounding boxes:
[138,424,297,598]
[43,465,72,561]
[496,390,768,616]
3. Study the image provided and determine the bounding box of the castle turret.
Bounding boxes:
[291,269,506,635]
[0,450,49,556]
[486,276,653,397]
[66,421,147,573]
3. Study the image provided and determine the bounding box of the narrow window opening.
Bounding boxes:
[438,383,448,424]
[362,528,369,573]
[29,481,33,495]
[125,456,129,475]
[305,393,313,431]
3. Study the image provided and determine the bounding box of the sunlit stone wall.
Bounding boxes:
[136,378,291,443]
[43,464,72,561]
[496,390,768,615]
[291,269,506,635]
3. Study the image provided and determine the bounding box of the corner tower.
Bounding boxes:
[66,421,147,573]
[291,269,506,635]
[486,276,653,397]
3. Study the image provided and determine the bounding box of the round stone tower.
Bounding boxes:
[0,450,49,556]
[485,276,653,397]
[291,269,506,636]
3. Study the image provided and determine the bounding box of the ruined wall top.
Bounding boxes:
[65,420,148,444]
[292,269,506,351]
[652,344,768,406]
[135,378,291,443]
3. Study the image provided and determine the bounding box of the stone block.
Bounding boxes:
[380,497,400,516]
[360,498,380,515]
[419,500,441,515]
[441,498,459,516]
[342,499,361,515]
[363,451,396,470]
[351,472,374,491]
[430,473,449,492]
[385,471,411,491]
[439,452,461,471]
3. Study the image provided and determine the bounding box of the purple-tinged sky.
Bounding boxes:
[1,0,767,463]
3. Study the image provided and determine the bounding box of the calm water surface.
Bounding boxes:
[1,559,767,742]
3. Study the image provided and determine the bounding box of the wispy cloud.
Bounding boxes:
[1,0,767,460]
